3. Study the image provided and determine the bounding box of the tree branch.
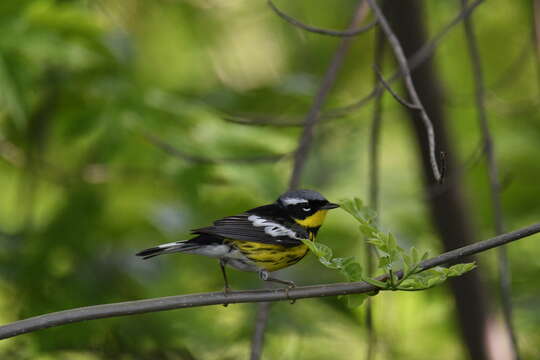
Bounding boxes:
[0,222,538,341]
[249,301,271,360]
[142,133,286,164]
[221,113,304,127]
[366,0,442,182]
[222,0,485,128]
[461,1,519,358]
[268,0,376,37]
[374,65,419,110]
[325,0,484,119]
[365,26,385,360]
[289,1,370,189]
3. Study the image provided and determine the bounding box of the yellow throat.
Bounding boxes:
[293,209,328,228]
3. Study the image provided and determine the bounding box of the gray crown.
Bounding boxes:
[278,189,326,206]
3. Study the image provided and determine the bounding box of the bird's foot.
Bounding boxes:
[284,282,296,304]
[222,286,232,307]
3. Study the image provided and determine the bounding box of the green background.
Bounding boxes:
[0,0,539,359]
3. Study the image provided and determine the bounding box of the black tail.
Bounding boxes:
[136,241,199,260]
[136,246,168,260]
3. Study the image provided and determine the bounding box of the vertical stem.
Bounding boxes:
[252,2,371,359]
[289,1,370,189]
[365,25,386,360]
[532,0,540,94]
[383,1,492,359]
[461,1,519,358]
[366,0,442,183]
[249,301,271,360]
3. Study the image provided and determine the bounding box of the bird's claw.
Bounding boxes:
[223,286,231,307]
[285,283,296,304]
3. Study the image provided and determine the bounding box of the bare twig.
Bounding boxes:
[221,0,485,130]
[374,66,419,110]
[221,113,304,127]
[250,3,372,359]
[424,141,484,199]
[268,0,376,37]
[460,1,519,359]
[366,0,442,182]
[325,0,484,119]
[143,133,286,164]
[289,1,370,189]
[250,301,271,360]
[0,222,538,341]
[365,27,385,360]
[533,0,540,93]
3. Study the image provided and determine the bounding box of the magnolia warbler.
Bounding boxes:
[136,189,339,290]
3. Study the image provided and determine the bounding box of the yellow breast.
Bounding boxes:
[293,209,328,228]
[230,240,309,272]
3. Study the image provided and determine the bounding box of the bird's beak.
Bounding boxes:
[321,202,340,210]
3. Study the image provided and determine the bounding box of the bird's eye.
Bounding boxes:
[302,207,311,212]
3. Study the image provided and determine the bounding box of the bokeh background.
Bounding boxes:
[0,0,539,359]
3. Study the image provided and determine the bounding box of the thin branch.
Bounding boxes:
[533,0,540,93]
[0,222,538,341]
[373,66,419,110]
[268,0,376,37]
[252,3,372,359]
[223,0,485,127]
[221,113,304,127]
[365,26,385,360]
[324,0,484,119]
[143,133,286,164]
[424,141,484,198]
[461,1,519,359]
[249,301,271,360]
[221,0,485,129]
[289,1,370,189]
[366,0,442,183]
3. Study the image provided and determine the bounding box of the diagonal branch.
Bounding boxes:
[366,0,442,182]
[289,1,370,189]
[251,3,372,359]
[325,0,484,119]
[221,0,485,129]
[143,133,286,164]
[373,66,419,110]
[268,0,376,37]
[0,222,538,341]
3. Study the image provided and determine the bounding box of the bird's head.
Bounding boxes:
[277,189,339,228]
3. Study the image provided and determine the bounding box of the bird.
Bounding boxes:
[136,189,339,291]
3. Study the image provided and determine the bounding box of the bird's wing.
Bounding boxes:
[192,212,307,247]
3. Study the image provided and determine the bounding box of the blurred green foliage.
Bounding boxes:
[0,0,539,359]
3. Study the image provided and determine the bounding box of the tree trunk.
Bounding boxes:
[383,1,491,359]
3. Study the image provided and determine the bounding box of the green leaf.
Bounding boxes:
[446,262,477,277]
[387,233,397,250]
[345,294,368,308]
[378,256,391,270]
[359,224,376,238]
[340,258,363,282]
[300,239,318,254]
[362,276,387,289]
[315,242,333,261]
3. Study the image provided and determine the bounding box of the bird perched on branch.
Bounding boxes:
[136,189,339,291]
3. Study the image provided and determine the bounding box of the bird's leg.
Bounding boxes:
[220,259,230,307]
[258,270,296,304]
[220,259,231,292]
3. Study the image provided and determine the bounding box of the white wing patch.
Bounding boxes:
[247,215,300,241]
[158,241,182,249]
[281,197,308,205]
